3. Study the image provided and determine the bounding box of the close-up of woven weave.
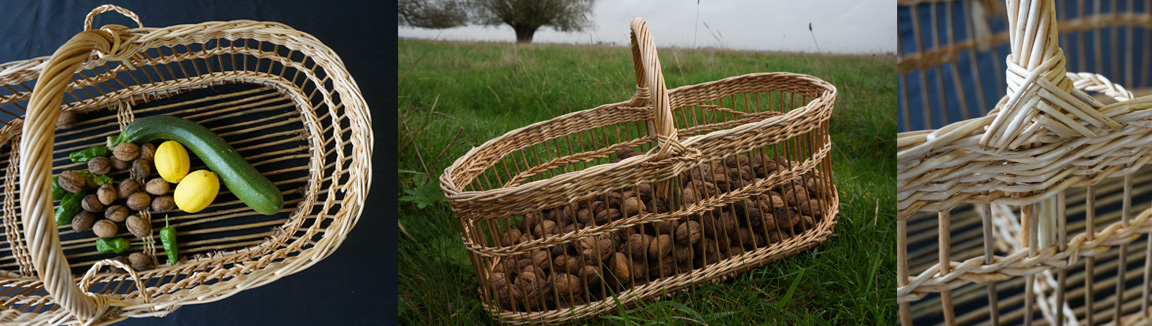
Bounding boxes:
[898,0,1152,325]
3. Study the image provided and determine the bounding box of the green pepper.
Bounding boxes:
[95,237,149,254]
[73,170,115,187]
[160,215,178,265]
[69,145,109,163]
[54,192,85,225]
[52,176,65,200]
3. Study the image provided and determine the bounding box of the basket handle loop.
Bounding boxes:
[83,5,143,31]
[20,13,140,323]
[628,17,679,159]
[979,0,1119,151]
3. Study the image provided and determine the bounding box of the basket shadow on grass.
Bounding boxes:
[398,40,895,324]
[0,84,333,312]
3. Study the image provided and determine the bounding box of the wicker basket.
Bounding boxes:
[897,0,1152,324]
[0,6,370,325]
[440,17,838,325]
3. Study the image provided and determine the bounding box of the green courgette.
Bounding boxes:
[108,116,283,215]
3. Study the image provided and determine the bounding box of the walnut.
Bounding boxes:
[57,110,78,129]
[126,214,152,238]
[578,265,602,288]
[501,229,522,247]
[128,252,153,271]
[576,208,594,225]
[532,220,558,238]
[58,171,86,193]
[139,143,157,162]
[647,234,673,258]
[97,184,117,205]
[519,213,541,232]
[580,234,614,261]
[126,192,152,211]
[675,220,702,244]
[553,255,582,274]
[625,234,652,259]
[81,194,104,213]
[725,155,750,168]
[145,178,169,195]
[682,187,699,204]
[552,273,584,298]
[800,199,822,217]
[151,196,176,212]
[131,159,152,178]
[111,157,131,170]
[118,179,141,199]
[648,256,677,278]
[92,220,118,238]
[785,188,809,206]
[674,243,693,262]
[515,272,550,310]
[589,201,606,214]
[105,205,129,222]
[531,250,551,272]
[648,199,669,214]
[609,252,633,282]
[113,143,139,161]
[87,156,111,175]
[636,184,653,202]
[622,197,645,217]
[71,211,96,232]
[594,208,621,225]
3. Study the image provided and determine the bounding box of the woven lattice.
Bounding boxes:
[440,18,838,325]
[0,6,371,325]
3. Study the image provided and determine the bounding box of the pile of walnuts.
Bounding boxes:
[487,148,830,311]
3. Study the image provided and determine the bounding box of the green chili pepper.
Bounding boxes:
[54,192,85,225]
[160,215,178,265]
[52,176,65,200]
[73,170,115,187]
[69,145,109,163]
[95,237,150,254]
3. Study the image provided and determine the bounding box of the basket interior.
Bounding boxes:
[0,30,361,316]
[446,74,838,321]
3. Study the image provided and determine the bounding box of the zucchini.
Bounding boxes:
[108,116,283,215]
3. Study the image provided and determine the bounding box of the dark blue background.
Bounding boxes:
[0,1,396,325]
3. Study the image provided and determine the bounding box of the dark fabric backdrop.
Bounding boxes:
[0,1,396,325]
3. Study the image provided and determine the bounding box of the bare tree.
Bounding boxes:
[398,0,469,29]
[473,0,594,43]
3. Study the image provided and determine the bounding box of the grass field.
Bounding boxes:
[398,39,896,325]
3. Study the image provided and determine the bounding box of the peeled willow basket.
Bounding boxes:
[440,18,838,325]
[0,5,370,325]
[898,0,1152,325]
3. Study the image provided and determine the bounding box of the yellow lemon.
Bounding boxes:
[155,140,191,183]
[174,170,219,213]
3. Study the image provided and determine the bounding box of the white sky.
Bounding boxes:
[397,0,896,54]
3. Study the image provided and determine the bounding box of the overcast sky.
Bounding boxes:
[398,0,895,54]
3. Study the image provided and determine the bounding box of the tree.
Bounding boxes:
[474,0,594,43]
[398,0,595,44]
[398,0,470,29]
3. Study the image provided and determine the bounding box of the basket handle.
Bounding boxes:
[628,18,679,159]
[20,6,142,322]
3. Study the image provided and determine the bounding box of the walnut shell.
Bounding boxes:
[625,234,651,259]
[113,143,139,161]
[57,110,78,129]
[71,211,96,233]
[97,184,117,206]
[126,214,152,238]
[105,205,129,222]
[139,143,157,162]
[152,196,176,212]
[725,155,750,168]
[519,214,541,233]
[594,208,621,225]
[552,273,584,298]
[111,157,131,170]
[674,243,693,262]
[145,178,170,195]
[118,179,141,199]
[609,252,632,282]
[129,252,153,271]
[93,220,118,238]
[785,188,809,206]
[532,220,558,238]
[622,197,645,217]
[647,234,673,258]
[501,229,523,247]
[675,220,702,244]
[81,194,104,213]
[58,171,86,193]
[126,192,152,211]
[578,265,602,288]
[131,159,152,179]
[87,156,111,175]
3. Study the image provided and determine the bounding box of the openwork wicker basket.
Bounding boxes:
[440,17,838,325]
[0,6,371,325]
[897,0,1152,324]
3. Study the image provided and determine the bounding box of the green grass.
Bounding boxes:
[398,39,895,325]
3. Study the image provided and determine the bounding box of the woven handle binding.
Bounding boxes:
[20,5,143,322]
[628,18,678,159]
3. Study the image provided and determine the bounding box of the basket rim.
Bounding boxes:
[441,71,835,201]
